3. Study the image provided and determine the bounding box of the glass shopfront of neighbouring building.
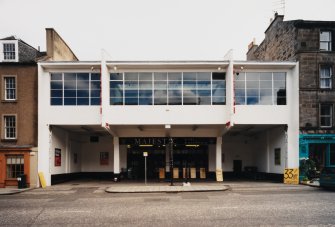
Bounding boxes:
[299,134,335,181]
[121,137,216,180]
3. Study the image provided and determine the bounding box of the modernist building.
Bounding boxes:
[38,59,299,186]
[0,29,77,188]
[247,14,335,178]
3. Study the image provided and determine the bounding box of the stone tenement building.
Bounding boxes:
[247,14,335,173]
[0,28,77,188]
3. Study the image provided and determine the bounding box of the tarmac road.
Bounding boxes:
[0,181,334,226]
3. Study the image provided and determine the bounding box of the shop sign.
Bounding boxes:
[284,168,299,184]
[120,137,216,146]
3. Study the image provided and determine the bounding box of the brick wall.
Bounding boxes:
[0,64,37,147]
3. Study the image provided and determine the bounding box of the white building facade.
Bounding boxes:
[38,60,299,186]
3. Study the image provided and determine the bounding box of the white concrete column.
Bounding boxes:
[266,131,270,173]
[287,127,299,169]
[65,132,70,173]
[287,62,299,169]
[37,124,52,186]
[216,137,223,170]
[165,146,170,172]
[38,63,52,186]
[113,137,120,174]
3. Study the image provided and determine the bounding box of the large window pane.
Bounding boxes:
[125,98,138,105]
[51,90,62,97]
[110,73,123,80]
[51,81,63,89]
[64,98,76,105]
[64,73,76,80]
[51,73,62,81]
[154,72,167,81]
[125,73,138,81]
[213,96,225,105]
[235,72,286,106]
[183,72,196,80]
[139,73,152,80]
[51,72,101,106]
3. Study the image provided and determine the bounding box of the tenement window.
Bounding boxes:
[6,155,24,179]
[110,72,225,106]
[4,115,16,139]
[3,43,16,60]
[50,73,101,106]
[320,65,332,89]
[320,31,332,51]
[320,104,333,128]
[3,76,16,100]
[235,72,286,105]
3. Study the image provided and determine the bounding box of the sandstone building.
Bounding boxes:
[247,14,335,178]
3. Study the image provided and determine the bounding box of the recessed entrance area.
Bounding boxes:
[126,144,208,180]
[124,137,212,181]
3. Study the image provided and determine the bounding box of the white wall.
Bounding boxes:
[222,135,257,172]
[50,127,83,175]
[81,135,114,172]
[221,126,286,174]
[104,106,228,126]
[69,140,81,173]
[268,127,286,173]
[50,127,67,175]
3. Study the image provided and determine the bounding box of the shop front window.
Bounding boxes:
[6,155,24,179]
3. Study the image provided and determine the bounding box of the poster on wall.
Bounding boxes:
[55,148,61,166]
[100,152,109,165]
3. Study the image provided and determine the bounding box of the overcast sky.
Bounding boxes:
[1,0,335,61]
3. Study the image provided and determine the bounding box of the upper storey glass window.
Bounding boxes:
[110,72,226,106]
[235,72,286,105]
[50,73,101,106]
[320,31,332,51]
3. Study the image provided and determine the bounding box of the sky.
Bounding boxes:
[1,0,335,61]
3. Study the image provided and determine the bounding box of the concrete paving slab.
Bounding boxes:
[105,184,229,193]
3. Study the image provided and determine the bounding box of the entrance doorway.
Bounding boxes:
[233,160,242,177]
[126,139,210,180]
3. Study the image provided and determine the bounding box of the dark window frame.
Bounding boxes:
[320,103,333,128]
